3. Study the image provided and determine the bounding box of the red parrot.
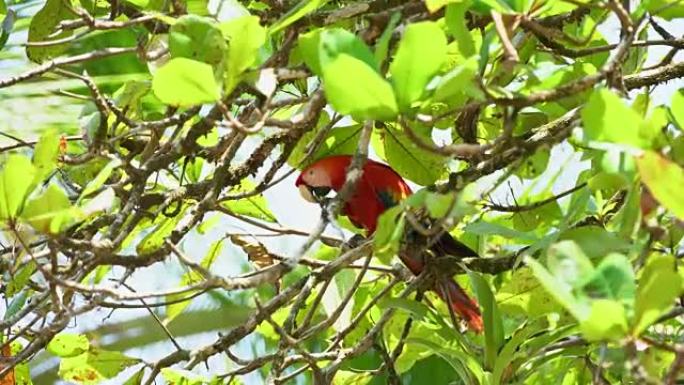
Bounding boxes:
[296,155,483,332]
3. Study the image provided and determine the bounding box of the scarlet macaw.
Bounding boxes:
[296,155,483,332]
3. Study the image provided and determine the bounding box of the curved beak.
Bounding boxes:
[298,184,317,203]
[298,185,332,203]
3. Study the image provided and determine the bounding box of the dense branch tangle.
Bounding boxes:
[0,0,683,384]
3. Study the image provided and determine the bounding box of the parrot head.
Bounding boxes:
[295,155,353,204]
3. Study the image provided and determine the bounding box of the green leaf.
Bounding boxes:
[0,0,7,21]
[374,12,401,67]
[390,21,447,110]
[467,271,504,370]
[136,206,188,254]
[123,369,144,385]
[633,255,683,334]
[491,319,547,385]
[319,28,377,74]
[642,0,684,20]
[380,123,447,185]
[581,88,650,149]
[335,370,373,385]
[432,55,482,105]
[5,262,36,297]
[524,241,594,320]
[297,28,324,75]
[166,240,223,323]
[288,120,363,167]
[0,8,14,52]
[0,155,37,220]
[637,151,684,220]
[48,333,90,358]
[464,220,538,242]
[373,206,405,265]
[671,89,684,130]
[269,0,328,34]
[32,128,60,182]
[170,15,227,66]
[496,267,560,317]
[220,15,266,93]
[161,368,207,385]
[311,124,363,161]
[378,297,431,320]
[515,149,550,179]
[59,349,140,385]
[26,0,77,62]
[526,255,580,316]
[4,290,29,320]
[558,226,630,260]
[322,54,397,121]
[221,180,277,223]
[152,58,220,106]
[407,337,485,384]
[425,0,457,13]
[21,183,75,234]
[581,253,635,306]
[579,299,628,342]
[588,171,629,192]
[445,1,476,57]
[78,158,121,202]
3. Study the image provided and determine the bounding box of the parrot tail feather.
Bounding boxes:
[437,279,483,333]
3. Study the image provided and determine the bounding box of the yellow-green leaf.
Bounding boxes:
[26,0,77,62]
[221,15,266,93]
[637,151,684,220]
[390,21,447,110]
[47,333,89,358]
[21,183,74,234]
[0,155,37,220]
[633,255,683,334]
[323,54,397,121]
[152,58,220,106]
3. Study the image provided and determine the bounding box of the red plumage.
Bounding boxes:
[296,155,483,332]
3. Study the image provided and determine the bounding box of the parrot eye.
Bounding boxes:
[311,186,331,199]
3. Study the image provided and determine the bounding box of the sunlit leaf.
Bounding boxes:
[170,15,227,66]
[32,128,60,182]
[322,54,397,121]
[58,349,140,385]
[671,89,684,130]
[390,21,447,110]
[579,299,628,341]
[468,271,504,369]
[0,155,37,221]
[269,0,328,33]
[637,151,684,220]
[633,255,683,334]
[222,179,277,222]
[21,183,76,234]
[152,58,220,106]
[380,123,447,185]
[445,1,476,57]
[373,206,405,265]
[496,268,560,317]
[26,0,77,62]
[220,15,266,92]
[47,334,90,358]
[581,88,651,149]
[136,206,188,254]
[432,55,482,105]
